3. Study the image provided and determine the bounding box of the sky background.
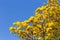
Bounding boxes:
[0,0,60,40]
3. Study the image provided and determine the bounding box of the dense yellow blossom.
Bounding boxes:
[9,0,60,40]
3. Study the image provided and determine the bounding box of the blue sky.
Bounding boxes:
[0,0,60,40]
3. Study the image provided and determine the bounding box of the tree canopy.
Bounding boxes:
[9,0,60,40]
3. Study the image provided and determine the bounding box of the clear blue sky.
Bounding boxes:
[0,0,60,40]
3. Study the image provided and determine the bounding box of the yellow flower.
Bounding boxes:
[37,24,42,29]
[33,31,37,36]
[46,27,52,32]
[28,16,34,22]
[45,33,51,39]
[13,21,21,26]
[48,21,54,27]
[9,27,15,31]
[26,26,31,30]
[33,31,36,34]
[9,27,16,33]
[40,6,47,10]
[35,13,41,18]
[42,14,47,19]
[45,33,54,40]
[33,18,39,22]
[35,6,47,13]
[22,22,28,26]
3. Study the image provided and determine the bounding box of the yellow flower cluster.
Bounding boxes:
[9,0,60,40]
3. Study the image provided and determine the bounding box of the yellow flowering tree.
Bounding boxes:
[9,0,60,40]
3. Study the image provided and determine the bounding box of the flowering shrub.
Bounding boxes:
[9,0,60,40]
